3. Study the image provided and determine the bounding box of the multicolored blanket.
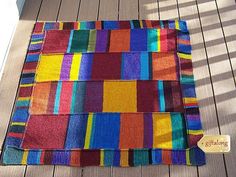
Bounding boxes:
[2,20,205,167]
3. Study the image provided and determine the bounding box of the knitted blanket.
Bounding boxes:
[2,20,205,166]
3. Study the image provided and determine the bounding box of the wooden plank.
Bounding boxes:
[77,0,99,20]
[0,0,42,176]
[112,167,141,177]
[81,163,111,177]
[196,0,236,177]
[58,0,80,21]
[159,0,178,20]
[176,1,227,177]
[54,166,82,177]
[139,0,159,20]
[119,0,138,20]
[141,166,169,177]
[37,0,61,21]
[83,167,111,177]
[25,166,54,177]
[1,166,25,177]
[99,0,119,20]
[171,166,197,177]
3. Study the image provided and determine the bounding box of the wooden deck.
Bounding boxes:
[0,0,236,176]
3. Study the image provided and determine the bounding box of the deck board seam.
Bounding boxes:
[97,0,101,20]
[118,0,120,20]
[138,0,140,19]
[176,0,180,20]
[23,165,28,177]
[76,0,82,20]
[56,0,63,21]
[156,0,160,20]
